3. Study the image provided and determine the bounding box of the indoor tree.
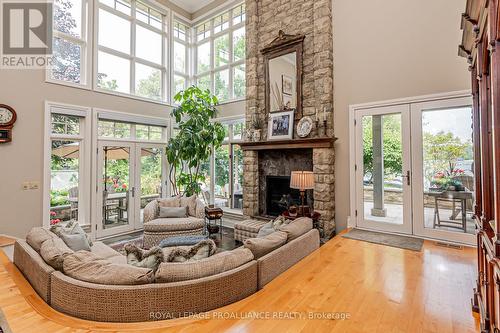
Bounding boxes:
[167,86,225,197]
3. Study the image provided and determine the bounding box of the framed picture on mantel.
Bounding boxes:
[268,110,294,140]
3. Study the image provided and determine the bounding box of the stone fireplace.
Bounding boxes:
[242,0,334,237]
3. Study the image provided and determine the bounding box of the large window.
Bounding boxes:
[195,4,246,102]
[49,1,246,104]
[96,0,167,100]
[213,119,244,210]
[173,20,190,99]
[50,0,89,85]
[45,103,91,228]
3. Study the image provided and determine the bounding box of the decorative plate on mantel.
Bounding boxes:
[296,116,313,138]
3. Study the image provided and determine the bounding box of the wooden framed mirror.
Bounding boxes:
[261,30,305,118]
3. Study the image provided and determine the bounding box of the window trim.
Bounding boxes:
[43,101,92,228]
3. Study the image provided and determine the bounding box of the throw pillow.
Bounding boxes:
[51,221,93,247]
[180,195,197,216]
[159,206,187,218]
[278,217,313,242]
[63,251,154,285]
[26,227,57,252]
[195,199,205,219]
[256,221,275,238]
[157,196,181,208]
[166,239,217,262]
[244,231,287,259]
[124,243,164,272]
[39,237,73,270]
[272,215,292,229]
[59,232,91,251]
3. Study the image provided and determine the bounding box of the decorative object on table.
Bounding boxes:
[166,86,225,197]
[251,115,263,142]
[205,206,223,237]
[0,104,17,143]
[296,116,313,138]
[430,168,466,192]
[268,110,294,140]
[282,74,293,95]
[289,205,298,217]
[290,171,315,216]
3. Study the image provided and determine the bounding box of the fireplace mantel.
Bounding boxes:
[240,137,337,151]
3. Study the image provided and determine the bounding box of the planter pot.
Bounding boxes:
[252,129,262,142]
[245,129,253,141]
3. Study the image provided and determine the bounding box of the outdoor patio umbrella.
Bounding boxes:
[51,142,156,159]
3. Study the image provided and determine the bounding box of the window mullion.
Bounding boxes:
[130,1,137,95]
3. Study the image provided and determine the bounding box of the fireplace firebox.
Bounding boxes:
[265,176,308,217]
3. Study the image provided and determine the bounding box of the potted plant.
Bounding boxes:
[167,86,225,197]
[251,116,263,142]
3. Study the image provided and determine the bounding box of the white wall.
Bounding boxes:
[332,0,471,233]
[0,67,243,238]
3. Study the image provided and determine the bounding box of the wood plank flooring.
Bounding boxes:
[0,236,16,247]
[0,232,480,332]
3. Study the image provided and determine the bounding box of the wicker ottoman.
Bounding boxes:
[234,219,269,242]
[143,218,205,249]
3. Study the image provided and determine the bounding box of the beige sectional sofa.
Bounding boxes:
[13,220,320,323]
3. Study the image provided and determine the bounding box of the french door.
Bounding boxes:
[96,141,165,238]
[353,95,475,245]
[354,104,413,234]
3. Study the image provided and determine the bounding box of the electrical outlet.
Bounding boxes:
[22,182,30,190]
[29,181,40,190]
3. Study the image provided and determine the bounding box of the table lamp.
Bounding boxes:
[290,171,315,215]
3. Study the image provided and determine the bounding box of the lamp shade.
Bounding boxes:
[290,171,315,190]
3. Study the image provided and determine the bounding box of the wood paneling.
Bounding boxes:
[460,0,500,331]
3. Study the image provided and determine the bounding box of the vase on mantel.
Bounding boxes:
[252,129,262,142]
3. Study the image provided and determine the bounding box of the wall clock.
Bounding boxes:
[0,104,17,143]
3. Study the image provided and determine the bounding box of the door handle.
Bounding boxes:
[402,171,411,186]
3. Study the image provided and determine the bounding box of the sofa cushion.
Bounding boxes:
[107,254,127,265]
[244,231,287,259]
[143,217,204,232]
[159,206,187,218]
[26,227,57,252]
[278,217,313,241]
[91,241,122,259]
[39,237,73,270]
[63,251,153,285]
[180,195,197,217]
[157,196,180,208]
[155,247,254,283]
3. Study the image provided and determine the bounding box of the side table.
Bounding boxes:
[205,206,223,238]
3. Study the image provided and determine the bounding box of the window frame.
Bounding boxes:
[94,0,169,102]
[46,0,92,88]
[194,4,246,103]
[171,17,190,101]
[43,101,92,228]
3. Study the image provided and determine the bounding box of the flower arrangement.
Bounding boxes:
[50,211,61,225]
[105,177,128,193]
[431,168,465,191]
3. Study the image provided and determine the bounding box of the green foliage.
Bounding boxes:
[363,115,403,179]
[50,189,70,206]
[423,131,471,186]
[136,70,161,100]
[167,86,225,197]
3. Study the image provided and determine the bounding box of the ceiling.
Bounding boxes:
[170,0,218,13]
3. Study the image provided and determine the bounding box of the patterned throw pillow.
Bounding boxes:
[124,243,164,272]
[157,195,181,208]
[180,194,197,216]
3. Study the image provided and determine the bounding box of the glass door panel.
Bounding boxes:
[355,105,412,234]
[97,142,135,237]
[411,97,475,244]
[232,144,243,210]
[214,144,230,208]
[137,146,164,225]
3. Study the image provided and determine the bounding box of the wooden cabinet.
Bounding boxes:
[460,0,500,331]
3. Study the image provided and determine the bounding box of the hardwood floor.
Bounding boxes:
[0,236,16,247]
[0,232,480,332]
